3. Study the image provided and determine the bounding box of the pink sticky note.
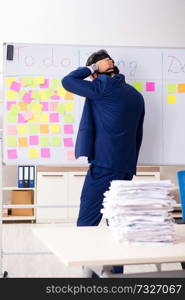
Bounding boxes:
[40,79,49,88]
[50,113,59,122]
[18,113,27,123]
[51,95,60,100]
[22,111,33,121]
[8,149,17,159]
[7,101,16,110]
[146,82,155,91]
[10,81,21,92]
[67,149,75,160]
[22,91,32,103]
[50,102,58,111]
[41,148,50,158]
[7,125,17,135]
[64,124,73,134]
[64,138,74,147]
[29,136,39,145]
[40,102,49,111]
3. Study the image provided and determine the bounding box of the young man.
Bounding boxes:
[62,49,145,275]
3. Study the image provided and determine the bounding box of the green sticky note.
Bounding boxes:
[7,136,17,146]
[40,137,50,146]
[51,79,61,89]
[18,89,26,100]
[46,88,54,98]
[10,104,20,115]
[29,124,39,134]
[56,104,65,114]
[51,136,61,146]
[64,114,74,123]
[167,84,176,93]
[133,82,143,91]
[7,113,17,123]
[32,90,41,100]
[21,76,33,86]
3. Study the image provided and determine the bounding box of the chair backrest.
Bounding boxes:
[177,170,185,221]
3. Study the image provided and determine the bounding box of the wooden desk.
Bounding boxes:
[33,225,185,277]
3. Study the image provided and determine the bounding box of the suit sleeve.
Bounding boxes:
[135,100,145,164]
[61,67,105,99]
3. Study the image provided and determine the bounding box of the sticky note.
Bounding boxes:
[167,95,176,104]
[64,138,74,147]
[40,113,49,123]
[51,124,60,133]
[18,124,28,134]
[7,113,17,123]
[29,136,39,145]
[22,91,32,103]
[21,76,33,86]
[65,91,74,100]
[51,79,61,89]
[29,124,39,134]
[22,111,33,121]
[45,88,54,98]
[8,149,17,159]
[6,77,15,87]
[32,90,41,100]
[64,124,73,134]
[6,90,17,100]
[40,137,50,146]
[58,87,66,97]
[51,94,60,100]
[67,149,76,160]
[50,102,59,111]
[18,102,27,111]
[18,137,28,147]
[7,136,17,147]
[39,90,49,100]
[51,136,61,146]
[7,101,16,110]
[40,124,49,134]
[30,102,42,112]
[40,102,49,111]
[178,83,185,93]
[167,84,176,93]
[56,103,64,114]
[28,113,39,123]
[133,82,143,92]
[35,77,45,85]
[40,79,49,88]
[18,90,26,100]
[7,125,17,135]
[18,113,27,123]
[64,114,74,123]
[41,148,50,158]
[64,102,74,112]
[10,81,21,92]
[50,113,59,122]
[146,82,155,92]
[10,104,20,114]
[28,148,39,158]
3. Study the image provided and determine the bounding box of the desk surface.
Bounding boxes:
[33,225,185,267]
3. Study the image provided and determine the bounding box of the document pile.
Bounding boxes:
[101,180,176,243]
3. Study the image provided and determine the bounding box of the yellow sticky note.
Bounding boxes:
[64,114,74,123]
[56,104,64,114]
[40,113,49,123]
[167,95,176,104]
[30,102,42,112]
[40,137,50,146]
[58,87,66,97]
[7,113,17,123]
[64,102,74,112]
[7,136,17,147]
[28,148,39,158]
[50,124,60,133]
[51,136,61,146]
[51,79,61,89]
[18,125,28,134]
[35,77,45,85]
[6,77,15,87]
[21,76,33,87]
[6,90,17,100]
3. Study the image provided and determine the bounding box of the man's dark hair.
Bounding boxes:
[86,49,119,75]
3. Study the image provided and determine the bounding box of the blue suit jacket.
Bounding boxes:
[62,67,145,175]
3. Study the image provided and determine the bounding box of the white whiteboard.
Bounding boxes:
[3,43,185,165]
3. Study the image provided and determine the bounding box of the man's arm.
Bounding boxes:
[61,67,105,99]
[135,102,145,164]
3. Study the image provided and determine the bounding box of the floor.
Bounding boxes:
[1,222,182,278]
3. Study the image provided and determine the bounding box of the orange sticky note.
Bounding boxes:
[65,91,74,100]
[178,83,185,93]
[18,102,28,111]
[18,137,28,147]
[40,124,49,134]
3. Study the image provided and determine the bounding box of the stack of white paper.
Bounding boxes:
[101,180,176,243]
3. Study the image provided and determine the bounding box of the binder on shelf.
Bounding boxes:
[177,170,185,223]
[18,166,24,188]
[29,165,35,188]
[24,166,29,188]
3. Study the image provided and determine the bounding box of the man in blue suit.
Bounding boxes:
[62,49,145,276]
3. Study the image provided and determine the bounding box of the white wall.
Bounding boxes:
[1,0,185,185]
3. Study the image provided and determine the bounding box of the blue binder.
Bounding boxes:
[177,170,185,222]
[29,165,35,188]
[18,166,24,188]
[24,166,29,188]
